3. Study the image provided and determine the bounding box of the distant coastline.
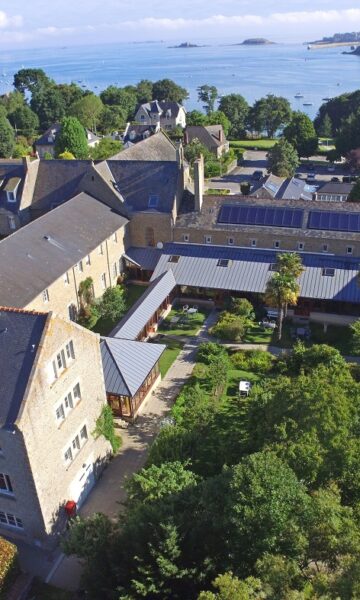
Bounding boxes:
[233,38,275,46]
[168,42,208,49]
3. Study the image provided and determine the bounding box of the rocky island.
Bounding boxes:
[168,42,206,48]
[237,38,275,45]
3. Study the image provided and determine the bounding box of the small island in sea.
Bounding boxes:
[343,46,360,56]
[236,38,275,46]
[168,42,207,48]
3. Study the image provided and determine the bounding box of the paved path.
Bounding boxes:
[47,311,218,589]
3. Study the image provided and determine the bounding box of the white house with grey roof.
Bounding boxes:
[134,100,186,131]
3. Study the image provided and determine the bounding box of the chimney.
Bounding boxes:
[194,154,204,212]
[176,141,184,169]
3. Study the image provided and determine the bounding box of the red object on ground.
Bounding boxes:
[65,500,77,518]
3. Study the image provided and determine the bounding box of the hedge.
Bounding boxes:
[0,537,19,598]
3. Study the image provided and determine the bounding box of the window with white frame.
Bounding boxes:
[274,240,280,249]
[6,191,16,203]
[112,263,117,278]
[0,511,23,529]
[182,234,189,242]
[64,424,88,466]
[227,237,234,246]
[64,271,70,285]
[68,304,77,322]
[297,242,304,251]
[7,216,16,230]
[50,340,75,382]
[112,232,118,243]
[251,239,257,248]
[205,235,212,244]
[347,246,353,255]
[85,254,91,265]
[55,382,82,425]
[77,261,83,273]
[42,289,49,303]
[98,244,104,255]
[101,273,106,289]
[0,473,13,495]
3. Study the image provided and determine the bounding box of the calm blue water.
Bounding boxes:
[0,42,360,118]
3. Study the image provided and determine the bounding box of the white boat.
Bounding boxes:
[303,102,313,106]
[294,93,304,98]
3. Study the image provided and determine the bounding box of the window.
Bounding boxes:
[85,254,91,265]
[347,246,353,255]
[7,191,15,203]
[66,340,75,361]
[7,216,16,230]
[101,273,107,289]
[145,227,155,247]
[64,423,88,466]
[251,239,257,248]
[80,425,88,442]
[269,263,278,272]
[322,268,335,277]
[77,261,83,273]
[98,244,104,255]
[55,404,65,423]
[168,255,180,263]
[112,263,117,279]
[64,271,70,285]
[0,473,13,495]
[42,289,49,303]
[148,194,159,208]
[50,340,75,382]
[227,237,234,246]
[64,447,73,465]
[205,235,212,244]
[217,259,229,267]
[297,242,304,251]
[322,244,329,253]
[73,383,81,403]
[274,240,280,249]
[112,232,118,243]
[72,434,80,452]
[68,304,77,322]
[182,234,189,242]
[0,511,23,529]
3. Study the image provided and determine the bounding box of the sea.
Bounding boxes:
[0,41,360,118]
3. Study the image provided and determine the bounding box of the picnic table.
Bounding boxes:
[260,320,276,330]
[187,307,198,315]
[239,380,251,396]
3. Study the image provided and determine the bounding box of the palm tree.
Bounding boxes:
[276,252,304,317]
[265,272,300,340]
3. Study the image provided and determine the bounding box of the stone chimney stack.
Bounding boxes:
[194,154,204,212]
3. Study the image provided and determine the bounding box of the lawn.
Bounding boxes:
[230,139,277,150]
[225,367,261,401]
[243,321,293,348]
[157,339,184,377]
[126,283,147,307]
[158,307,209,337]
[28,579,72,600]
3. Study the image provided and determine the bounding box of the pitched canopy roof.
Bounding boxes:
[101,337,165,397]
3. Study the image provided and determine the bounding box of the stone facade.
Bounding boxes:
[128,213,173,249]
[0,313,111,547]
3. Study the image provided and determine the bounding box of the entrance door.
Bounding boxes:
[69,454,95,507]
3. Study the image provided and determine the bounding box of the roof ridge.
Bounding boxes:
[0,306,48,316]
[103,338,131,396]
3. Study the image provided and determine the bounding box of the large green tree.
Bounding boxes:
[8,105,39,138]
[265,270,300,340]
[267,139,299,177]
[0,116,15,157]
[97,105,126,134]
[89,138,122,160]
[136,79,154,103]
[31,86,66,130]
[100,86,137,120]
[55,117,89,158]
[250,94,292,137]
[152,79,188,103]
[68,94,104,130]
[218,93,249,139]
[13,68,53,95]
[197,85,218,114]
[284,111,318,158]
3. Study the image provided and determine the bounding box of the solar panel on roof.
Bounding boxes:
[217,205,304,228]
[308,211,360,233]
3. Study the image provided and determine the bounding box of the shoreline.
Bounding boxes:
[309,42,360,50]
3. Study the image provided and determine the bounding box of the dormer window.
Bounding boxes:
[5,178,21,203]
[7,192,15,203]
[148,194,159,208]
[322,268,335,277]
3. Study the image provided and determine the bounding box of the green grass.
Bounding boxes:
[126,283,148,307]
[158,307,209,337]
[243,321,293,348]
[224,367,261,401]
[205,188,231,195]
[158,339,184,377]
[230,139,277,150]
[28,579,72,600]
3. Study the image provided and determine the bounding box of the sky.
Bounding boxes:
[2,0,360,48]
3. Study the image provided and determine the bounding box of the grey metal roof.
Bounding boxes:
[0,193,128,308]
[0,308,48,428]
[151,242,360,303]
[101,337,165,397]
[112,270,176,340]
[277,177,314,201]
[123,246,162,270]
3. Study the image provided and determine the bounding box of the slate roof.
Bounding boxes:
[123,246,163,271]
[279,177,315,201]
[316,182,354,195]
[112,270,177,340]
[123,124,158,145]
[0,307,48,429]
[151,242,360,303]
[109,132,176,161]
[185,125,225,150]
[140,100,183,119]
[250,174,285,199]
[0,161,25,214]
[0,193,128,308]
[101,337,165,397]
[106,160,179,213]
[36,123,100,147]
[30,160,93,212]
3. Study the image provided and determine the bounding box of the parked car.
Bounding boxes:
[331,177,340,182]
[252,170,264,180]
[327,164,336,172]
[307,173,316,181]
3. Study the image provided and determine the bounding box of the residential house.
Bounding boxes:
[250,174,315,201]
[314,182,354,202]
[122,123,160,148]
[0,307,111,548]
[184,125,229,158]
[35,123,100,158]
[134,101,186,131]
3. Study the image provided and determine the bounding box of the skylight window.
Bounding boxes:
[217,259,229,267]
[148,194,159,208]
[269,264,278,272]
[168,255,180,263]
[322,268,335,277]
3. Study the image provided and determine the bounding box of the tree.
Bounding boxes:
[55,117,89,159]
[184,138,212,165]
[284,112,318,158]
[197,85,218,114]
[126,462,198,506]
[97,105,126,134]
[58,151,75,160]
[56,82,85,110]
[230,298,255,319]
[12,138,32,158]
[99,285,127,321]
[100,86,137,120]
[152,79,188,103]
[68,94,104,130]
[13,68,52,95]
[318,113,333,138]
[136,79,154,103]
[265,271,300,340]
[350,319,360,352]
[336,110,360,156]
[30,86,66,130]
[0,116,15,157]
[218,94,249,139]
[206,111,231,137]
[89,138,123,160]
[267,139,299,177]
[8,105,39,138]
[186,110,208,126]
[314,90,360,136]
[0,91,25,115]
[250,94,292,137]
[198,572,265,600]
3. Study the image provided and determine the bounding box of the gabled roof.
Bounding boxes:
[109,131,176,161]
[185,125,225,149]
[30,160,92,212]
[316,182,354,195]
[36,123,99,147]
[0,307,48,428]
[139,100,183,119]
[101,337,165,397]
[0,160,25,214]
[0,193,128,308]
[151,242,360,304]
[123,246,163,270]
[112,270,176,340]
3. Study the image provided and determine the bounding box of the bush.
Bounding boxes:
[211,312,249,341]
[205,161,221,178]
[230,297,255,319]
[99,285,127,321]
[0,537,19,598]
[197,342,227,365]
[350,320,360,354]
[77,304,100,329]
[93,404,121,453]
[230,350,273,373]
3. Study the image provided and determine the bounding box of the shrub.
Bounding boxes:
[230,297,255,319]
[197,342,227,365]
[0,537,19,597]
[211,312,248,341]
[350,320,360,354]
[230,351,250,370]
[93,404,121,453]
[77,304,99,329]
[99,285,127,321]
[230,350,273,373]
